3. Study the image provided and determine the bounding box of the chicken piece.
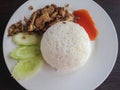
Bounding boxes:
[51,12,58,19]
[8,4,75,36]
[41,5,55,15]
[35,13,51,30]
[8,21,25,36]
[58,7,66,17]
[24,17,29,24]
[65,11,74,21]
[28,12,37,31]
[29,5,33,10]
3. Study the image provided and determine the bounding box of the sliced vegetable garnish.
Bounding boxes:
[12,57,43,80]
[10,45,40,61]
[12,33,41,45]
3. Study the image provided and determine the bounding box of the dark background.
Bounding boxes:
[0,0,120,90]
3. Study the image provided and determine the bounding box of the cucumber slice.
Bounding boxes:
[13,33,41,45]
[12,57,43,80]
[10,45,40,61]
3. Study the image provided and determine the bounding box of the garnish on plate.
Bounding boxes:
[73,9,98,41]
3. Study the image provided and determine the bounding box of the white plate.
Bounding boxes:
[3,0,118,90]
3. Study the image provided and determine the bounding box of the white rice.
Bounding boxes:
[41,21,91,72]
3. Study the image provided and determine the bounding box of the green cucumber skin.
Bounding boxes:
[12,58,43,80]
[10,45,41,61]
[10,33,44,80]
[13,33,41,45]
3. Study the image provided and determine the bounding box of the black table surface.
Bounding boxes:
[0,0,120,90]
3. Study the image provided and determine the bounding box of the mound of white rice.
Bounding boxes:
[41,21,91,72]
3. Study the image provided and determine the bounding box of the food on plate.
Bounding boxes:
[29,5,34,10]
[73,9,98,40]
[9,32,43,80]
[8,21,25,36]
[12,56,43,80]
[41,21,91,72]
[8,4,75,36]
[12,33,40,45]
[10,45,41,61]
[8,4,76,80]
[7,3,99,79]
